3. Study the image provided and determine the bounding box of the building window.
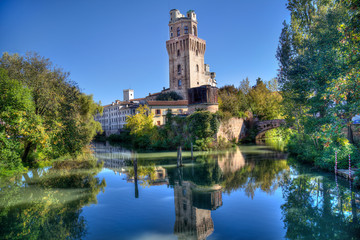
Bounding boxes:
[177,49,180,57]
[171,32,173,37]
[196,50,198,56]
[193,26,197,36]
[177,64,181,75]
[196,64,199,72]
[177,27,180,36]
[178,79,182,86]
[156,109,161,115]
[184,26,188,34]
[157,121,161,126]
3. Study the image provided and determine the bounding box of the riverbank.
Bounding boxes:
[262,131,360,187]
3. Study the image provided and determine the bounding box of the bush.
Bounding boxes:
[0,132,25,176]
[316,143,360,171]
[194,137,214,151]
[287,134,320,164]
[155,91,183,101]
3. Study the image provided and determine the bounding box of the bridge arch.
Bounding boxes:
[254,119,285,140]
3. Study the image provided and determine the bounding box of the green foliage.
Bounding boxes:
[276,1,360,171]
[194,138,214,151]
[316,142,360,170]
[125,105,155,137]
[155,91,183,101]
[0,132,25,176]
[110,110,222,151]
[187,111,220,140]
[218,78,283,120]
[0,52,103,175]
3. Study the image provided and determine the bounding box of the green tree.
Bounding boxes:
[218,85,241,116]
[125,104,155,137]
[276,0,360,168]
[0,68,47,172]
[0,52,103,167]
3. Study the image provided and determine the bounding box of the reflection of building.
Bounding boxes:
[149,166,169,186]
[174,181,222,240]
[93,142,133,161]
[92,142,133,175]
[217,147,245,175]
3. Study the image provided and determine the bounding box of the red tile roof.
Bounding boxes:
[131,98,145,101]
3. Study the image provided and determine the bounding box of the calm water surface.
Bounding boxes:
[1,142,359,239]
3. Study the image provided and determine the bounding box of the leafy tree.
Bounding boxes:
[218,85,241,116]
[125,104,155,137]
[0,52,103,169]
[155,91,183,101]
[219,78,282,120]
[0,68,47,170]
[187,111,220,140]
[276,0,360,169]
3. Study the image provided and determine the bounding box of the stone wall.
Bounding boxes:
[188,103,218,114]
[216,118,246,142]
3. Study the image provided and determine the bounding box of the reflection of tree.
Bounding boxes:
[280,169,360,239]
[167,156,223,188]
[221,159,289,198]
[0,160,106,240]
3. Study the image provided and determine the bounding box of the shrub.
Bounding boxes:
[155,91,183,101]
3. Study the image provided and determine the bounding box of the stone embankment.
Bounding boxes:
[216,118,246,142]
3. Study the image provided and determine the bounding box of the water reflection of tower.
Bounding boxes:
[174,181,222,240]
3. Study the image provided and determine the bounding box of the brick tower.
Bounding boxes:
[166,9,216,100]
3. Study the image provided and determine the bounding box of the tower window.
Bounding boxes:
[193,26,197,36]
[196,50,198,56]
[171,32,173,37]
[177,64,181,74]
[177,49,180,57]
[184,26,188,34]
[196,64,199,72]
[177,27,180,36]
[178,79,182,86]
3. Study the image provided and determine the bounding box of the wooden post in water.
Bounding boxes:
[133,154,139,198]
[191,143,194,160]
[177,146,180,167]
[179,146,182,166]
[177,146,183,167]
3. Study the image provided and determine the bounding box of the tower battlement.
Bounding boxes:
[169,9,197,24]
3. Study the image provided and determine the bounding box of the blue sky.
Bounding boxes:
[0,0,289,105]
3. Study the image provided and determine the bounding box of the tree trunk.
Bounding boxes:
[22,142,33,163]
[347,124,354,144]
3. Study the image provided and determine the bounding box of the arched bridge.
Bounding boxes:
[255,119,285,140]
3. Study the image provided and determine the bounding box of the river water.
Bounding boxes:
[0,142,359,239]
